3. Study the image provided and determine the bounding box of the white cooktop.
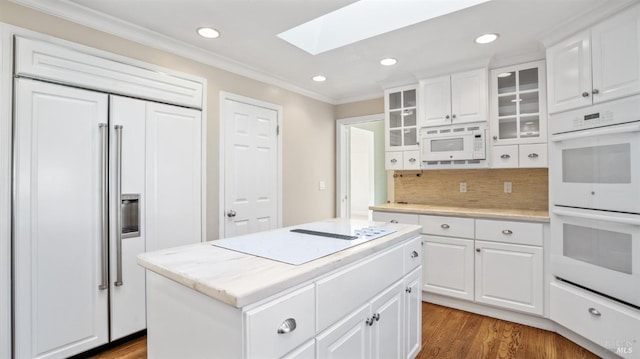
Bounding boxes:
[211,220,397,265]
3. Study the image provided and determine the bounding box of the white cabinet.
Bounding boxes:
[419,68,488,127]
[547,4,640,113]
[145,102,202,251]
[422,236,475,301]
[370,282,405,359]
[490,60,548,168]
[316,304,370,358]
[404,268,422,359]
[385,85,419,170]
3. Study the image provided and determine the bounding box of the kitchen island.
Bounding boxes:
[138,219,423,359]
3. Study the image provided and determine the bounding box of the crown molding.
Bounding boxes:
[9,0,338,104]
[538,0,640,48]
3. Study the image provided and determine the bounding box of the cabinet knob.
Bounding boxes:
[592,89,599,95]
[452,114,457,119]
[406,287,412,293]
[476,248,481,253]
[493,135,498,140]
[226,210,237,218]
[411,250,419,258]
[409,158,416,163]
[277,318,297,334]
[445,115,450,119]
[502,229,513,235]
[390,158,398,163]
[588,307,602,317]
[373,313,380,321]
[500,154,510,159]
[528,153,539,159]
[441,224,450,229]
[582,91,590,98]
[366,317,375,326]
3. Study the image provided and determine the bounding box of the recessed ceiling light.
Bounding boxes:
[497,72,512,78]
[312,75,327,82]
[197,27,220,39]
[475,33,499,44]
[380,58,398,66]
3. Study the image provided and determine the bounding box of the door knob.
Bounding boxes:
[226,210,237,218]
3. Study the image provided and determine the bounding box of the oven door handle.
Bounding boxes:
[553,208,640,226]
[551,123,640,142]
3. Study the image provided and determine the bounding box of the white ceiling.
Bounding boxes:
[13,0,638,104]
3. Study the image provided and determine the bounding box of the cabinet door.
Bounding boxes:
[316,304,370,359]
[13,79,109,358]
[370,282,404,359]
[420,76,452,127]
[403,150,420,170]
[518,143,547,168]
[404,268,422,359]
[109,96,147,340]
[385,151,404,170]
[546,31,593,113]
[451,69,487,124]
[281,340,315,359]
[422,236,474,300]
[591,4,640,104]
[475,240,543,315]
[491,145,519,168]
[146,102,202,251]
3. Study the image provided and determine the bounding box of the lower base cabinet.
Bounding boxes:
[423,236,474,301]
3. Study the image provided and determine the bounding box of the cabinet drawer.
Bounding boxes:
[372,211,419,225]
[316,244,404,331]
[245,285,315,358]
[491,145,518,168]
[385,151,403,170]
[519,143,547,168]
[475,219,542,246]
[403,236,422,272]
[403,150,420,170]
[551,282,640,358]
[420,215,474,238]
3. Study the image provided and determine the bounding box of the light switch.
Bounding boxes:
[319,181,326,191]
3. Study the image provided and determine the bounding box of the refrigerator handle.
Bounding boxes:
[99,123,109,290]
[114,125,124,287]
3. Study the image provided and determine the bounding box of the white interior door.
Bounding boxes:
[13,79,109,358]
[349,127,374,219]
[223,97,279,238]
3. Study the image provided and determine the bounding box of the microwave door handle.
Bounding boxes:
[551,123,640,142]
[552,208,640,226]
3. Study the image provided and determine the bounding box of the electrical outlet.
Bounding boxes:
[459,182,467,193]
[319,181,326,191]
[504,181,512,193]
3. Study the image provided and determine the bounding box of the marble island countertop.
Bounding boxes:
[138,219,422,308]
[370,203,549,223]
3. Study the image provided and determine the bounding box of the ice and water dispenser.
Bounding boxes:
[121,194,140,238]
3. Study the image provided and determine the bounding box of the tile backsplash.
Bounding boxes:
[393,168,548,211]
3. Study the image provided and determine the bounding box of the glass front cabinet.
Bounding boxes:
[490,60,548,168]
[384,85,420,170]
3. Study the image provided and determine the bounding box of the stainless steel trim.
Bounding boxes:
[277,318,297,334]
[99,123,108,291]
[551,123,640,142]
[114,125,123,287]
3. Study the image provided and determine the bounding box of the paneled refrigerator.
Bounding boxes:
[13,78,202,358]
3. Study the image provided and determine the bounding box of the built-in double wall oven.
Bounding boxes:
[550,95,640,308]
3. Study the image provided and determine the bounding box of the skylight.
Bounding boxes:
[277,0,491,55]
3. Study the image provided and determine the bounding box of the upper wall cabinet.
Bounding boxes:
[384,85,420,170]
[419,68,488,127]
[546,4,640,114]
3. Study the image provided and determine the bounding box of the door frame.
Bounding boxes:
[219,91,283,239]
[336,113,384,219]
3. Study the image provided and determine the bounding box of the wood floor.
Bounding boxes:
[91,302,599,359]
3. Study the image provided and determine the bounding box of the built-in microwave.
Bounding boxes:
[420,123,486,164]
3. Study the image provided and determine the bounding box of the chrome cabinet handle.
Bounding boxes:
[528,153,539,159]
[409,158,416,163]
[452,114,457,119]
[277,318,297,334]
[390,220,398,224]
[588,308,601,317]
[502,229,513,235]
[445,115,450,119]
[227,210,237,218]
[441,224,450,229]
[366,317,375,326]
[582,91,590,97]
[592,89,599,95]
[114,125,124,287]
[500,154,510,159]
[373,313,380,322]
[411,250,419,258]
[476,248,481,253]
[406,287,412,293]
[390,158,398,163]
[493,135,497,140]
[99,123,108,291]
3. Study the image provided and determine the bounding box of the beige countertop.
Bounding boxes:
[138,219,422,308]
[370,203,549,223]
